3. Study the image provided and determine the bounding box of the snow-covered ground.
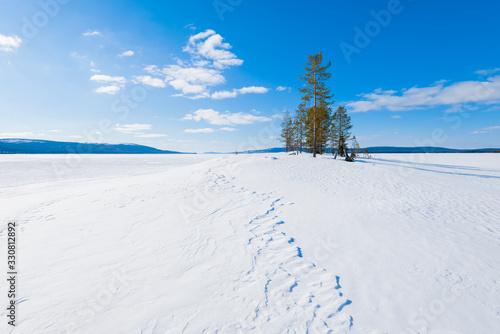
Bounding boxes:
[1,153,499,333]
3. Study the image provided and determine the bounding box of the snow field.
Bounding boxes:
[1,153,499,333]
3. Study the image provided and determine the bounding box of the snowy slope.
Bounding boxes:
[1,153,499,333]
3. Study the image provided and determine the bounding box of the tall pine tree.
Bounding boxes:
[292,112,304,154]
[331,106,353,157]
[280,110,294,152]
[298,52,334,157]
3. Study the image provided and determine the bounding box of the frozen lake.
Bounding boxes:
[1,153,499,333]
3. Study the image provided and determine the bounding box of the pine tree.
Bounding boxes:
[331,106,353,157]
[280,110,294,152]
[351,136,360,157]
[298,52,334,157]
[293,113,304,154]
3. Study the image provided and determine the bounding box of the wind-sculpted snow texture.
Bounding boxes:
[1,153,499,333]
[0,155,351,333]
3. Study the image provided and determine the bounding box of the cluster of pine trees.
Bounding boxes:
[281,52,358,159]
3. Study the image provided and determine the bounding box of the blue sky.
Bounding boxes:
[1,0,499,152]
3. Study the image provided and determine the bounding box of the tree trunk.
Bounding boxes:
[313,73,317,158]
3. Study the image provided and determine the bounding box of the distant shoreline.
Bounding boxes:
[1,138,499,155]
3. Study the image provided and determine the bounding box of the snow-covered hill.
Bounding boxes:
[0,138,186,154]
[1,153,499,333]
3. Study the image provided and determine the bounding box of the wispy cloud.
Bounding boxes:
[220,127,237,132]
[0,34,22,52]
[119,50,134,57]
[471,125,500,134]
[135,134,167,138]
[346,75,500,112]
[0,132,34,138]
[133,75,166,88]
[484,106,500,112]
[475,68,500,76]
[83,30,101,37]
[184,128,214,133]
[94,85,121,95]
[276,86,291,92]
[70,51,87,59]
[162,65,225,96]
[115,124,152,134]
[211,86,269,99]
[168,138,195,143]
[90,74,126,84]
[91,74,126,94]
[184,109,272,126]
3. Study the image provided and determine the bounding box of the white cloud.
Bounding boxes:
[144,65,161,75]
[346,76,500,112]
[391,115,402,119]
[136,30,249,98]
[48,129,62,133]
[135,134,167,138]
[119,50,134,57]
[220,127,237,132]
[133,75,166,88]
[483,125,500,131]
[168,138,195,143]
[70,51,86,59]
[83,30,101,36]
[484,106,500,112]
[184,128,214,133]
[471,125,500,134]
[90,74,126,84]
[184,109,272,125]
[475,68,500,76]
[115,124,152,134]
[211,86,269,99]
[211,90,238,99]
[94,85,121,95]
[238,86,268,94]
[162,65,225,95]
[276,86,291,92]
[0,34,22,52]
[184,29,243,69]
[0,132,34,138]
[163,65,225,95]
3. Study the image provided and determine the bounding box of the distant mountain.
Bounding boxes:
[206,146,500,154]
[0,139,191,154]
